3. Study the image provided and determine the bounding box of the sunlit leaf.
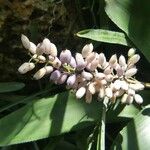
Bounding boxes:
[76,29,130,46]
[105,0,150,62]
[111,105,150,149]
[0,92,102,146]
[0,82,25,93]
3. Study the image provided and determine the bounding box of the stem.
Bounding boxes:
[97,97,108,150]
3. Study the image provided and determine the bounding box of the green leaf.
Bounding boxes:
[105,0,150,62]
[0,82,25,93]
[76,29,130,46]
[0,92,102,146]
[111,105,150,150]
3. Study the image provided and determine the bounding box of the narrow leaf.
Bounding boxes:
[111,105,150,149]
[76,29,130,46]
[0,82,25,93]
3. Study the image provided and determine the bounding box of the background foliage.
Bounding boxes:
[0,0,150,150]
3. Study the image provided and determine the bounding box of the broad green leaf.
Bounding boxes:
[76,29,130,46]
[105,0,150,62]
[0,92,102,146]
[0,82,25,93]
[111,105,150,150]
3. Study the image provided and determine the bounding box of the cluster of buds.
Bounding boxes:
[18,34,145,104]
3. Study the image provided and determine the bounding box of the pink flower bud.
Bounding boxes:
[105,74,113,82]
[134,94,143,104]
[116,65,124,77]
[60,49,72,64]
[18,62,35,74]
[69,57,77,68]
[33,67,46,80]
[104,66,112,75]
[75,53,86,71]
[67,74,76,87]
[88,59,99,71]
[82,43,93,58]
[58,74,68,84]
[76,87,86,99]
[21,34,30,49]
[125,68,137,77]
[81,71,93,80]
[50,70,61,83]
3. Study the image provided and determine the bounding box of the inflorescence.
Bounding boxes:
[18,34,145,104]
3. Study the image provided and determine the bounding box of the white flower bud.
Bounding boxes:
[81,71,93,80]
[105,87,113,98]
[45,66,53,74]
[128,48,136,57]
[127,88,135,96]
[127,95,134,104]
[76,87,86,99]
[98,87,105,99]
[129,83,144,91]
[89,59,99,71]
[21,34,30,49]
[120,81,128,91]
[85,52,96,64]
[121,93,128,103]
[82,43,93,58]
[42,38,51,54]
[104,66,112,75]
[36,43,45,55]
[37,55,46,63]
[88,82,96,94]
[100,79,107,85]
[60,49,72,64]
[134,94,143,104]
[113,80,121,90]
[109,54,117,65]
[76,53,86,71]
[29,42,36,54]
[50,42,57,57]
[99,53,106,66]
[128,54,140,65]
[116,65,124,77]
[33,67,46,80]
[18,62,35,74]
[125,68,137,77]
[53,57,61,68]
[95,72,105,79]
[105,74,113,82]
[119,55,126,67]
[49,55,55,61]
